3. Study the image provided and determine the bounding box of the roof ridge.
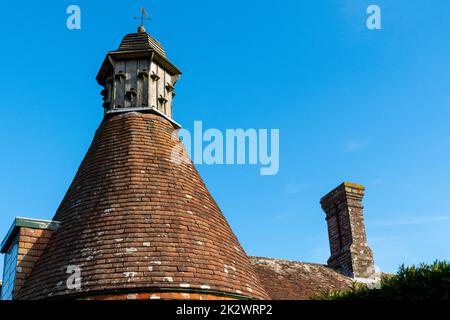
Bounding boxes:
[250,256,328,267]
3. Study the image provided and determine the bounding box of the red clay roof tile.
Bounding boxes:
[250,257,353,300]
[16,112,270,300]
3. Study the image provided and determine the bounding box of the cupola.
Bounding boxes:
[96,25,181,125]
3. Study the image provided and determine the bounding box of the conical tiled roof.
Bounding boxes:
[16,113,270,300]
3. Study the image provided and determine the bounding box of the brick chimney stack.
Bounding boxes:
[320,182,375,279]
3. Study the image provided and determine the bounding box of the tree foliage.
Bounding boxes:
[314,260,449,300]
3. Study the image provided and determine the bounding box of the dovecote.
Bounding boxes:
[96,28,181,122]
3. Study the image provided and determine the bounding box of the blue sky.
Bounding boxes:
[1,0,450,277]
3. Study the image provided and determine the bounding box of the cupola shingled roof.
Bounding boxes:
[117,32,167,57]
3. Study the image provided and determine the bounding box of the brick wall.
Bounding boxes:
[84,292,237,300]
[14,228,55,297]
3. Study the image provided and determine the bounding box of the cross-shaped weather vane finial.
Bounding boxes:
[134,7,151,33]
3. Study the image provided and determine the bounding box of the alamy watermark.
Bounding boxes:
[171,122,280,176]
[67,5,381,31]
[355,265,383,289]
[66,5,81,30]
[66,265,82,290]
[367,4,382,30]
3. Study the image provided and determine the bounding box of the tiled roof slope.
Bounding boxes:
[117,32,166,57]
[16,112,270,300]
[250,257,353,300]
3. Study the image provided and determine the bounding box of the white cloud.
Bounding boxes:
[370,178,389,186]
[284,182,308,195]
[369,216,450,227]
[344,139,370,152]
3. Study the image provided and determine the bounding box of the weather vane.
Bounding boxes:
[134,7,151,32]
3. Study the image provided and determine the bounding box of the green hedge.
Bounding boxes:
[315,260,449,300]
